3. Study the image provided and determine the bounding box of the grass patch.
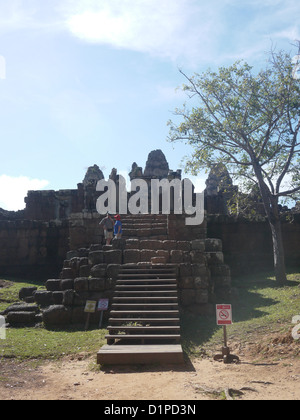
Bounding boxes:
[1,272,300,362]
[0,277,107,360]
[181,271,300,358]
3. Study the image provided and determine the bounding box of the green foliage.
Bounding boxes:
[168,51,300,201]
[0,278,107,360]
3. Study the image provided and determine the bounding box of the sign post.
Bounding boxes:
[97,299,109,328]
[214,304,239,364]
[84,300,97,331]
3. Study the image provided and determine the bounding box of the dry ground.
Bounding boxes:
[0,336,299,401]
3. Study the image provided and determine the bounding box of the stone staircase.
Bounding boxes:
[97,264,184,364]
[121,214,168,239]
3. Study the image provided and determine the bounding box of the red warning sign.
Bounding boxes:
[216,304,232,325]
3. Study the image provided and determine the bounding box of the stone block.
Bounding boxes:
[125,239,140,249]
[7,311,36,325]
[61,268,75,279]
[176,241,191,251]
[19,287,37,301]
[191,239,205,251]
[205,238,222,252]
[140,240,163,250]
[180,289,195,306]
[63,290,75,306]
[79,265,90,277]
[43,305,72,327]
[194,276,209,289]
[179,263,192,277]
[61,279,74,290]
[140,249,156,262]
[88,277,106,292]
[162,240,177,250]
[74,277,89,292]
[151,256,166,264]
[178,277,194,289]
[190,250,206,264]
[123,249,141,264]
[206,252,224,265]
[104,249,122,265]
[90,264,107,278]
[88,251,104,265]
[170,250,183,263]
[52,291,64,304]
[34,291,53,307]
[46,279,61,291]
[195,289,209,304]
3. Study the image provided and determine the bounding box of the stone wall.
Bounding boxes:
[0,219,69,279]
[207,214,300,276]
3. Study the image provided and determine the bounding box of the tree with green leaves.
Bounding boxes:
[168,49,300,285]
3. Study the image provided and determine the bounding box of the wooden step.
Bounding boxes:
[107,326,180,333]
[115,284,177,290]
[111,303,179,309]
[97,344,184,365]
[113,296,178,302]
[105,334,181,343]
[108,318,180,324]
[114,290,177,296]
[109,310,179,317]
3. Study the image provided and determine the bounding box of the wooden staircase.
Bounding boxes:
[97,265,184,365]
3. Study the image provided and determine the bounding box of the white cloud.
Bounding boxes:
[63,0,217,65]
[0,175,49,211]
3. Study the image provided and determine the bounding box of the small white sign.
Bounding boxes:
[97,299,109,311]
[216,304,232,325]
[0,315,6,339]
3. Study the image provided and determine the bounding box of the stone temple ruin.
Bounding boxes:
[1,149,300,363]
[1,150,230,327]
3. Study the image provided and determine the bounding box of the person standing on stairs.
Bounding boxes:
[99,212,114,245]
[114,214,123,239]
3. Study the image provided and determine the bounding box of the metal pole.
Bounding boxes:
[223,325,227,347]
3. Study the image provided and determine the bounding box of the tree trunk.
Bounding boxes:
[268,217,287,286]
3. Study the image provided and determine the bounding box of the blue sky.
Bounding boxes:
[0,0,299,210]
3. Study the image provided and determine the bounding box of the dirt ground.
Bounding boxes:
[1,337,299,401]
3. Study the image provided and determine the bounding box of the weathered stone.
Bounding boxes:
[205,238,222,252]
[104,250,122,265]
[194,276,209,289]
[90,264,107,278]
[88,251,104,265]
[140,249,156,262]
[19,287,37,300]
[61,268,75,279]
[7,311,36,325]
[61,279,74,290]
[190,250,206,264]
[176,241,191,251]
[79,264,90,276]
[170,250,183,263]
[52,291,64,304]
[1,303,39,315]
[74,277,89,292]
[195,289,209,304]
[88,277,106,292]
[43,305,72,327]
[206,252,224,264]
[123,249,141,264]
[63,290,75,306]
[179,263,192,277]
[46,279,61,291]
[191,240,205,251]
[34,291,53,306]
[140,240,162,250]
[178,277,194,288]
[181,289,195,306]
[125,239,140,249]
